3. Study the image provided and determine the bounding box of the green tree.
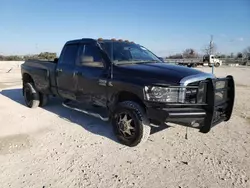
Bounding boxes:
[0,55,4,60]
[5,55,23,61]
[168,53,183,59]
[38,52,57,60]
[219,54,226,58]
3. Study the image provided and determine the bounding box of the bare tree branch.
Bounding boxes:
[183,48,198,58]
[243,46,250,59]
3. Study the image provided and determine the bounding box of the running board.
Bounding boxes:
[62,102,109,121]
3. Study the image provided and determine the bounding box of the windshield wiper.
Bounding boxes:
[132,60,159,64]
[115,60,159,65]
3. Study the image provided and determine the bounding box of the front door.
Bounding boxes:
[56,43,79,100]
[210,55,215,64]
[75,43,109,107]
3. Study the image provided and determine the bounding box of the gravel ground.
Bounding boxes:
[0,62,249,188]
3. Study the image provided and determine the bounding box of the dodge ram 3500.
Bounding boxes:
[21,38,235,146]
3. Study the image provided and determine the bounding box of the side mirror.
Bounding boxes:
[54,58,59,63]
[158,57,164,62]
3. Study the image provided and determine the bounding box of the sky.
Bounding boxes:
[0,0,249,56]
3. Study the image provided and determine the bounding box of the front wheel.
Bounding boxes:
[111,101,151,147]
[214,62,220,67]
[192,63,197,67]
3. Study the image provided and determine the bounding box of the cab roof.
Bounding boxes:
[65,38,133,45]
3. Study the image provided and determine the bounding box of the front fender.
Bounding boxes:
[107,80,145,110]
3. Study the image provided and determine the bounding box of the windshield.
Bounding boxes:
[100,41,161,64]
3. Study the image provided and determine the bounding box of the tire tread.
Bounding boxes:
[113,101,151,147]
[24,83,40,108]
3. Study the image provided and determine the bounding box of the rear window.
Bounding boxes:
[60,44,78,65]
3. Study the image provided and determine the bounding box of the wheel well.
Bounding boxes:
[22,73,34,84]
[116,91,146,111]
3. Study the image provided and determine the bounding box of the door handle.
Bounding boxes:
[57,68,63,72]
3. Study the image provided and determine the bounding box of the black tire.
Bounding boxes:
[111,101,151,147]
[23,83,40,108]
[192,63,197,67]
[39,93,49,107]
[214,63,220,67]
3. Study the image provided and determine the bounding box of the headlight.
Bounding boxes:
[144,86,183,103]
[185,87,198,103]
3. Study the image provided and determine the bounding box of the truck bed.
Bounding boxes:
[21,60,57,95]
[164,58,202,64]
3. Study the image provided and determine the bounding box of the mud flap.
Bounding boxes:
[200,76,235,133]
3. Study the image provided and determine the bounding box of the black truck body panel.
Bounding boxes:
[114,63,203,85]
[21,60,57,95]
[21,38,235,133]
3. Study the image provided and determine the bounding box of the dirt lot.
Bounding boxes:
[0,62,249,188]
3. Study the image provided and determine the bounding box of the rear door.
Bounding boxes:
[56,43,79,100]
[75,43,109,107]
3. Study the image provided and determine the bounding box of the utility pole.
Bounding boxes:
[209,35,215,74]
[209,35,213,55]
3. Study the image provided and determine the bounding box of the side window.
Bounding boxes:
[130,48,148,60]
[79,44,104,68]
[60,44,78,65]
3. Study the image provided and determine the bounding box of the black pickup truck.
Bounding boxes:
[21,38,235,146]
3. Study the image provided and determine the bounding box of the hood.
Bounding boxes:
[114,63,213,85]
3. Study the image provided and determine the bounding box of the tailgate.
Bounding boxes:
[200,75,235,133]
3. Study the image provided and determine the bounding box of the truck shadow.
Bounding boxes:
[0,88,170,144]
